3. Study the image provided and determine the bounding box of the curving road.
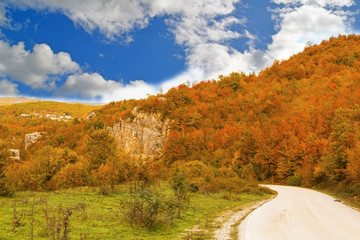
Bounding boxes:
[238,185,360,240]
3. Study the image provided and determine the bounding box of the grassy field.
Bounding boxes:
[0,184,273,240]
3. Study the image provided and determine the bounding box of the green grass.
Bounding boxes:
[0,185,273,240]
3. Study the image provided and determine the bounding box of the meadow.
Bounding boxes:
[0,184,273,240]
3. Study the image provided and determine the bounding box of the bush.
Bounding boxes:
[258,186,276,194]
[50,158,90,189]
[0,177,14,197]
[180,160,215,193]
[349,183,360,196]
[6,146,87,191]
[287,175,302,186]
[221,192,242,201]
[121,189,176,231]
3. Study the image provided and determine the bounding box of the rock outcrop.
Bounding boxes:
[109,107,169,158]
[25,132,44,149]
[9,149,20,161]
[86,112,96,120]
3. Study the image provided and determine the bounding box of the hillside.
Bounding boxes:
[91,34,360,191]
[1,34,360,196]
[0,101,100,152]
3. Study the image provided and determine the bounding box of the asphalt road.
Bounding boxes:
[238,185,360,240]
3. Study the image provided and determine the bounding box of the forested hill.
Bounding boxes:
[94,34,360,188]
[2,34,360,195]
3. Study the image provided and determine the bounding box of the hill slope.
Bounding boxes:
[93,34,360,189]
[2,34,360,194]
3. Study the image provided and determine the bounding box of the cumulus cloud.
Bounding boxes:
[272,0,354,7]
[159,67,205,93]
[0,40,80,89]
[59,72,158,101]
[0,78,18,96]
[4,0,149,41]
[3,0,245,43]
[266,2,354,63]
[102,80,157,102]
[58,73,122,98]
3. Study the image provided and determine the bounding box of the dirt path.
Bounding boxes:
[238,185,360,240]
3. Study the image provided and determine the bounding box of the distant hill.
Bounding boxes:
[0,100,100,152]
[0,97,42,105]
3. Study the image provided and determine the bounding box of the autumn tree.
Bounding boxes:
[346,141,360,181]
[85,129,117,170]
[323,108,353,182]
[169,168,189,218]
[0,139,12,196]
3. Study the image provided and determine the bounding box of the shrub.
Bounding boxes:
[258,186,276,194]
[6,147,86,191]
[180,160,215,193]
[121,189,176,231]
[287,175,302,186]
[349,183,360,196]
[221,192,242,201]
[50,158,90,189]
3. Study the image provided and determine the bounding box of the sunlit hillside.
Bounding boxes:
[91,34,360,191]
[0,97,41,106]
[0,101,100,151]
[1,34,360,195]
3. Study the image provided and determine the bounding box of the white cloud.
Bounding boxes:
[272,0,354,7]
[0,40,80,89]
[59,68,207,102]
[102,80,157,102]
[0,78,18,96]
[59,72,122,98]
[159,67,205,93]
[266,4,351,62]
[59,73,157,101]
[5,0,149,41]
[4,0,245,43]
[4,0,242,42]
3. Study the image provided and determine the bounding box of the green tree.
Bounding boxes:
[323,108,353,182]
[169,168,189,218]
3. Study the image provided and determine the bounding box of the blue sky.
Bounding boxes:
[0,0,359,103]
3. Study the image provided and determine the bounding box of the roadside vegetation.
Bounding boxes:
[315,185,360,211]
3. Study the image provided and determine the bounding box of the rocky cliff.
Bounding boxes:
[25,132,44,149]
[109,107,169,158]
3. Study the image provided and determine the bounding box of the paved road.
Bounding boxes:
[238,185,360,240]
